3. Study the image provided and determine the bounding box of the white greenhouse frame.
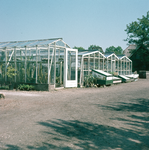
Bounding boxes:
[0,38,78,90]
[118,55,132,75]
[104,53,119,74]
[78,51,132,87]
[0,38,133,90]
[78,50,105,87]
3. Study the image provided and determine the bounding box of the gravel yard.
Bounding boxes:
[0,79,149,150]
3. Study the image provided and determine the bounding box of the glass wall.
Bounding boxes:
[78,51,105,87]
[118,56,132,75]
[0,38,71,89]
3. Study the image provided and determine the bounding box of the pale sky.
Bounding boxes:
[0,0,149,51]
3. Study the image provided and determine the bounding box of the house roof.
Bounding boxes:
[123,44,137,57]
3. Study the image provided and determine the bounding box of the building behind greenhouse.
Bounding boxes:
[0,38,133,90]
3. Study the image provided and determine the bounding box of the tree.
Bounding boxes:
[105,46,123,55]
[88,45,104,53]
[73,46,85,51]
[125,11,149,70]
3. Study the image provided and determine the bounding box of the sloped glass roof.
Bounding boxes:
[104,52,119,59]
[117,55,125,59]
[0,38,69,48]
[117,55,132,61]
[104,52,115,57]
[78,50,105,57]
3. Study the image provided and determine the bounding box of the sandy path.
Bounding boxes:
[0,79,149,150]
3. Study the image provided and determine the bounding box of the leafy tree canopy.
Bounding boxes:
[73,46,85,51]
[88,45,104,53]
[125,11,149,46]
[105,46,123,55]
[125,11,149,70]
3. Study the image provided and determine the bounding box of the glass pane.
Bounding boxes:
[67,51,76,80]
[56,48,64,87]
[83,58,88,70]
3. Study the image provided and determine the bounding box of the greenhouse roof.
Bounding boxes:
[0,38,70,48]
[78,50,105,57]
[117,55,132,61]
[117,55,125,59]
[104,52,119,59]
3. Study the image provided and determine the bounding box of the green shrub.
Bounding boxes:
[17,84,35,91]
[0,85,9,90]
[84,75,94,87]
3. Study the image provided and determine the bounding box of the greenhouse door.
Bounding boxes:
[65,48,78,87]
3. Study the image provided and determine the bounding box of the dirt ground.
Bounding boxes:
[0,79,149,150]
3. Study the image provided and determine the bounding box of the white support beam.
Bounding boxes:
[94,53,95,69]
[36,45,38,83]
[107,58,108,73]
[14,47,16,82]
[88,55,90,75]
[25,46,27,83]
[54,42,56,88]
[6,50,14,67]
[111,56,112,73]
[48,45,50,84]
[5,48,7,81]
[98,54,100,70]
[103,58,104,71]
[80,56,84,87]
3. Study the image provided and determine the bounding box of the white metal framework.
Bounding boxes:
[104,52,119,74]
[0,39,132,89]
[78,51,132,87]
[78,50,106,87]
[118,55,132,75]
[0,38,78,89]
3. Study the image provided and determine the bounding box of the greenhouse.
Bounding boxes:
[0,38,134,90]
[78,50,105,87]
[104,52,119,74]
[0,38,78,90]
[78,51,133,87]
[117,55,132,75]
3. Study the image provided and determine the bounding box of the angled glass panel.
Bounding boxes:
[27,40,40,46]
[0,42,8,47]
[17,41,34,47]
[0,42,15,48]
[56,40,65,47]
[38,39,56,46]
[7,42,21,47]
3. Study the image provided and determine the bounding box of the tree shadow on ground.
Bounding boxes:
[35,119,149,150]
[2,144,20,150]
[97,98,149,113]
[2,98,149,150]
[2,119,149,149]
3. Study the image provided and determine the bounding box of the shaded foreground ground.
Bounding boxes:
[0,79,149,150]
